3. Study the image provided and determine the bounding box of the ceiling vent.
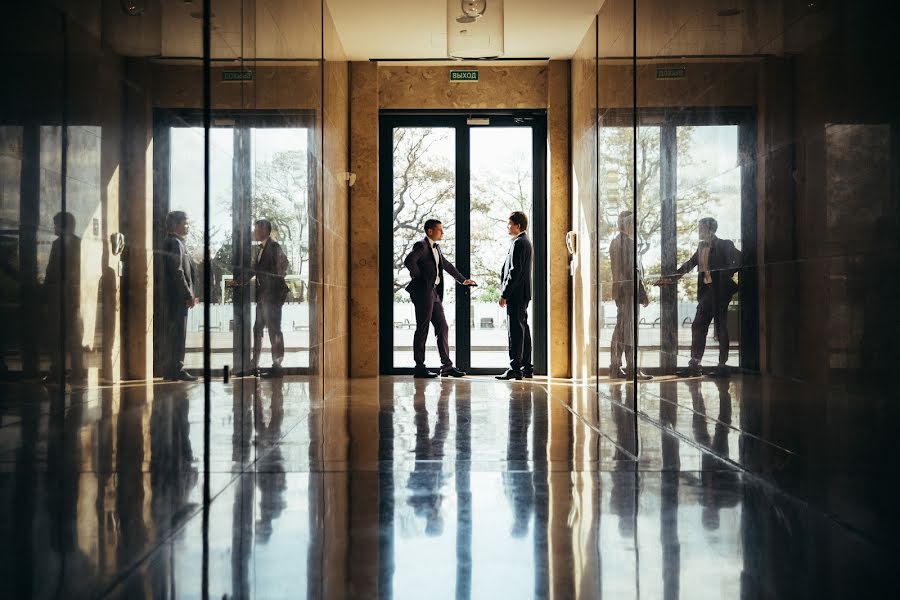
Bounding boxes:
[447,0,504,59]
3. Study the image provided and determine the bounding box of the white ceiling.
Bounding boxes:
[326,0,604,60]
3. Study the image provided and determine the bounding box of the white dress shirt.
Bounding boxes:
[427,236,441,286]
[698,237,714,284]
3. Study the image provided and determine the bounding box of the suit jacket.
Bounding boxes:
[404,237,465,301]
[609,232,648,304]
[163,233,195,304]
[500,232,533,304]
[254,238,289,304]
[675,236,741,303]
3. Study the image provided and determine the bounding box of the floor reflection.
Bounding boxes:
[0,376,892,598]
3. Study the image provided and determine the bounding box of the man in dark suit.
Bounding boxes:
[609,210,651,380]
[496,211,534,380]
[404,219,476,378]
[656,217,741,376]
[162,211,198,381]
[249,219,289,376]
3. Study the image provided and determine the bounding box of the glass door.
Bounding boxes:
[379,112,547,375]
[154,111,315,377]
[597,109,757,375]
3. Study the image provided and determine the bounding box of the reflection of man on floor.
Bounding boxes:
[609,210,651,380]
[656,217,741,377]
[407,380,451,536]
[44,211,85,383]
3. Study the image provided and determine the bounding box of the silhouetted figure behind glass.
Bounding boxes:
[44,211,85,383]
[656,217,741,377]
[496,211,534,381]
[407,381,451,536]
[609,210,651,380]
[162,211,198,382]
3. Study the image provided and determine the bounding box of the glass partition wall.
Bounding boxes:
[2,1,330,597]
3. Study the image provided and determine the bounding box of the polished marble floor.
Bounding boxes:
[0,375,894,598]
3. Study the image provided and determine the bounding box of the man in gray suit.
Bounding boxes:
[162,211,198,381]
[496,211,534,381]
[404,219,476,378]
[609,210,651,380]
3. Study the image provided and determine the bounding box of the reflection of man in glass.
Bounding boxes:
[250,219,288,376]
[162,211,198,381]
[231,219,289,376]
[656,217,741,377]
[44,211,85,383]
[609,210,651,380]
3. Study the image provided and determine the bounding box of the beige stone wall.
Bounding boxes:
[379,65,548,109]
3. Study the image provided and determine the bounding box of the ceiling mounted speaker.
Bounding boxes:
[447,0,504,59]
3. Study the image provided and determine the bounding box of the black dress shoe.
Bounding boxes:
[414,370,438,379]
[624,369,653,381]
[441,367,466,377]
[522,371,534,379]
[706,365,730,378]
[609,366,626,380]
[677,364,703,378]
[175,370,198,382]
[495,369,523,381]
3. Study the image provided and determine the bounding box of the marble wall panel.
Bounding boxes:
[379,65,548,109]
[349,61,379,377]
[601,61,759,109]
[149,65,322,110]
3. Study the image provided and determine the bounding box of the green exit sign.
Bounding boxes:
[656,66,686,80]
[450,70,479,82]
[222,70,253,82]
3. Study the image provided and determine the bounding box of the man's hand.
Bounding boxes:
[463,279,477,287]
[499,298,507,308]
[654,277,675,286]
[641,297,650,308]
